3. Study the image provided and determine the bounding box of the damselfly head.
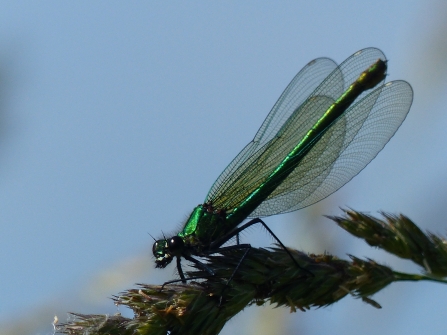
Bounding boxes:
[152,236,185,268]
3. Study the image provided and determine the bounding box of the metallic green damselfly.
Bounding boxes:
[152,48,413,281]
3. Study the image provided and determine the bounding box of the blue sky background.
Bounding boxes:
[2,2,447,335]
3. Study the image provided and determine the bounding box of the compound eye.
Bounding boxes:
[152,240,162,257]
[168,236,184,255]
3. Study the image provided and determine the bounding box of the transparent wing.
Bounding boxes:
[251,80,412,216]
[205,56,341,201]
[205,48,411,217]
